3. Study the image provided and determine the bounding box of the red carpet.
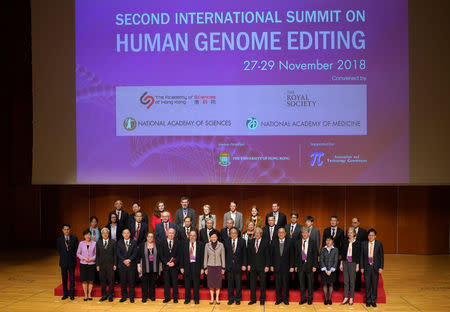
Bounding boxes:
[54,264,386,303]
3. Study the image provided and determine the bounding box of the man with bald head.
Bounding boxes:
[155,211,177,242]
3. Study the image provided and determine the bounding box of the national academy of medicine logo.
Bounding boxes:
[123,117,137,131]
[246,117,259,130]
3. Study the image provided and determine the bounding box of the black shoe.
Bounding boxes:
[275,300,282,305]
[108,297,113,302]
[130,298,134,303]
[151,298,155,301]
[260,301,265,305]
[236,301,240,305]
[372,303,377,307]
[70,296,74,300]
[119,297,127,302]
[355,287,361,292]
[184,300,190,304]
[88,298,92,301]
[142,298,147,303]
[173,298,178,303]
[61,295,68,300]
[324,299,328,305]
[100,297,107,302]
[329,299,332,305]
[299,299,307,305]
[194,300,199,304]
[83,298,88,301]
[163,299,170,303]
[227,300,234,305]
[366,302,371,307]
[248,301,256,305]
[284,301,289,305]
[307,299,313,305]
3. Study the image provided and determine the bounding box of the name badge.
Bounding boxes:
[190,255,196,262]
[368,257,373,264]
[347,256,352,262]
[302,253,307,261]
[149,254,154,262]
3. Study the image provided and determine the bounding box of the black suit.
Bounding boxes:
[354,227,368,290]
[117,239,138,299]
[180,241,204,302]
[285,223,302,241]
[220,227,240,242]
[96,239,117,298]
[129,222,148,245]
[322,227,344,289]
[57,235,78,297]
[109,210,129,229]
[263,225,280,243]
[154,222,177,242]
[265,211,287,227]
[199,228,214,243]
[179,226,196,241]
[247,238,270,303]
[127,212,149,228]
[159,239,181,300]
[105,223,123,241]
[360,240,384,304]
[271,238,295,303]
[224,237,247,302]
[295,238,318,301]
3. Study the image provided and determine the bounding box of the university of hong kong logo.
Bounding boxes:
[310,152,324,167]
[123,117,137,131]
[246,117,259,130]
[140,92,155,109]
[219,152,231,167]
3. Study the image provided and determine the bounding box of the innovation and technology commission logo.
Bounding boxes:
[123,117,137,131]
[246,117,258,129]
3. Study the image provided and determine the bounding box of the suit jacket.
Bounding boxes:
[360,240,384,271]
[285,223,302,241]
[246,216,265,229]
[180,241,205,275]
[154,221,177,242]
[203,241,226,268]
[129,221,148,245]
[159,239,181,270]
[178,226,197,241]
[224,237,247,272]
[137,241,161,273]
[57,235,78,267]
[199,227,215,243]
[265,211,287,227]
[262,225,280,243]
[341,239,361,264]
[174,207,197,228]
[109,210,129,228]
[220,227,241,242]
[322,227,345,252]
[355,227,368,243]
[223,211,243,231]
[116,239,138,269]
[127,212,149,228]
[320,246,339,270]
[95,239,117,268]
[309,226,321,251]
[247,238,270,271]
[105,223,123,241]
[295,238,319,272]
[271,238,295,273]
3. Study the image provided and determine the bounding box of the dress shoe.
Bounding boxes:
[173,298,178,303]
[284,300,289,305]
[119,297,127,302]
[130,298,134,303]
[275,300,282,305]
[366,302,371,307]
[163,299,170,303]
[142,298,147,303]
[372,303,377,307]
[61,295,68,300]
[108,297,113,302]
[194,300,199,304]
[100,297,107,302]
[83,298,88,302]
[236,301,240,305]
[299,299,307,305]
[88,298,92,301]
[307,299,313,305]
[150,298,155,301]
[227,300,234,305]
[184,299,190,304]
[70,296,74,300]
[248,300,256,305]
[260,301,265,305]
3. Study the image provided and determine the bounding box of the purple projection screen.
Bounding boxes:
[76,0,409,184]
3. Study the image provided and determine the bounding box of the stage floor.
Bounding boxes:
[0,249,448,311]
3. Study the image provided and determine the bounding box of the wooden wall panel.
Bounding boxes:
[346,186,398,253]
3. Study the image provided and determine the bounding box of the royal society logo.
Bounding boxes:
[140,92,155,109]
[123,117,137,131]
[219,152,231,167]
[310,152,324,167]
[246,117,259,130]
[286,91,317,107]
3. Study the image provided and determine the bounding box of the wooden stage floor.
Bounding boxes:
[0,248,448,311]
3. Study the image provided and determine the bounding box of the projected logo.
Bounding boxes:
[140,92,155,109]
[310,152,324,167]
[123,117,137,131]
[246,117,259,130]
[286,91,317,108]
[219,152,231,167]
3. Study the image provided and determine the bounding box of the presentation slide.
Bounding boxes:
[76,0,409,184]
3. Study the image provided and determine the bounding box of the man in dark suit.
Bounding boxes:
[199,218,214,243]
[180,230,204,304]
[265,202,287,227]
[271,227,295,305]
[221,218,241,241]
[322,215,344,290]
[224,227,247,305]
[174,196,197,228]
[352,217,368,291]
[295,226,318,305]
[129,211,148,245]
[127,201,149,228]
[159,228,181,303]
[117,228,138,303]
[360,228,384,308]
[96,227,117,302]
[155,211,177,242]
[286,212,301,241]
[263,216,280,244]
[109,199,129,229]
[247,228,270,305]
[304,216,321,289]
[179,216,196,241]
[57,223,78,300]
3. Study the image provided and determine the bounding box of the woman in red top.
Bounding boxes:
[151,200,172,231]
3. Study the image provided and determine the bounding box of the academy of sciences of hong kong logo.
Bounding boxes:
[140,92,155,109]
[246,117,259,130]
[219,152,231,167]
[123,117,137,131]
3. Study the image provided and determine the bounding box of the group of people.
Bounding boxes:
[57,196,384,307]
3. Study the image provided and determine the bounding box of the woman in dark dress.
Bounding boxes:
[203,231,225,304]
[320,236,339,305]
[138,232,160,302]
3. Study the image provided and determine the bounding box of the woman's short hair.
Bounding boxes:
[347,226,356,236]
[89,216,98,223]
[83,229,91,236]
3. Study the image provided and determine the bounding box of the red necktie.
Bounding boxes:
[136,223,141,239]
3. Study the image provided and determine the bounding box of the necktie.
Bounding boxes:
[104,240,107,248]
[117,211,121,221]
[186,228,189,238]
[232,240,236,254]
[227,228,230,236]
[190,243,194,258]
[290,225,294,236]
[270,227,273,240]
[169,240,172,250]
[332,228,335,237]
[65,237,69,251]
[136,223,141,240]
[92,229,96,240]
[164,223,168,236]
[280,240,284,256]
[255,240,259,253]
[303,240,306,253]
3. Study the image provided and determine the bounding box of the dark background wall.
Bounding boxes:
[3,1,449,254]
